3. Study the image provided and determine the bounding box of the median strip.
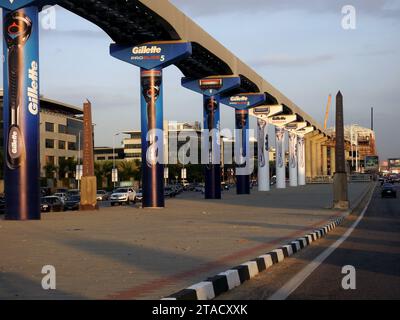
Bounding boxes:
[163,216,345,300]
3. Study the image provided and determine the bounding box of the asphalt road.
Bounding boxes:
[218,184,400,300]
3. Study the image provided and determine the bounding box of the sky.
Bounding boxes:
[0,0,399,160]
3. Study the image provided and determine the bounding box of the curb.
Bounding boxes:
[163,216,345,300]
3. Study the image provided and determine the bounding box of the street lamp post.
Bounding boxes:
[113,132,122,189]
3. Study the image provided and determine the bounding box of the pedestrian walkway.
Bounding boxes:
[0,183,371,300]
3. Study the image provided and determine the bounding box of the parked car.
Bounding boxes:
[110,188,136,206]
[381,184,397,198]
[136,189,143,202]
[96,190,109,201]
[164,186,176,198]
[0,196,5,215]
[67,189,80,197]
[54,193,67,204]
[64,195,81,211]
[41,196,65,213]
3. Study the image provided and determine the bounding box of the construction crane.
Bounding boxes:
[324,94,332,130]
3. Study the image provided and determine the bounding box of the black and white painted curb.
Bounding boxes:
[163,216,345,300]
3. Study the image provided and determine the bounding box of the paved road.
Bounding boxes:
[288,184,400,300]
[0,183,371,300]
[218,184,400,300]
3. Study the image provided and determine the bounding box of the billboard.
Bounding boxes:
[388,158,400,169]
[365,156,379,171]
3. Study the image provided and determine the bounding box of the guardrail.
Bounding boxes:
[306,176,333,184]
[306,174,373,184]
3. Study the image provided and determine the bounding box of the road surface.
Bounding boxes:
[218,184,400,300]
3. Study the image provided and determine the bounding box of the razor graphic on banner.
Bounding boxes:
[289,132,297,169]
[298,137,306,169]
[286,122,307,132]
[276,127,285,169]
[3,6,40,220]
[250,104,283,120]
[257,119,268,168]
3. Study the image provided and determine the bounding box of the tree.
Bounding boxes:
[118,160,139,182]
[43,163,58,180]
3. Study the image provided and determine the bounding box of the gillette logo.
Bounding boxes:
[27,60,39,116]
[230,96,248,102]
[132,46,162,54]
[10,130,18,155]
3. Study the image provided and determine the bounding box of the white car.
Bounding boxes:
[110,188,136,206]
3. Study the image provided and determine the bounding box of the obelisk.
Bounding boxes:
[333,91,349,209]
[80,100,98,211]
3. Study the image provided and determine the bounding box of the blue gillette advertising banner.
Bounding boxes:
[182,76,240,199]
[2,6,40,220]
[110,41,191,208]
[0,0,52,11]
[235,109,250,194]
[110,41,192,71]
[220,93,266,110]
[140,69,164,208]
[203,94,221,199]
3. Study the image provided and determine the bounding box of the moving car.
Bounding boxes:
[41,196,65,213]
[381,184,397,198]
[110,188,136,206]
[96,190,109,201]
[64,195,81,211]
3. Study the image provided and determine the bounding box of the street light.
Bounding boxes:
[113,132,122,188]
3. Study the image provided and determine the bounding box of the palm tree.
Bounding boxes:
[118,160,139,182]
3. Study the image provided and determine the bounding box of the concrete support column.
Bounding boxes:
[288,132,298,187]
[257,119,270,191]
[297,136,306,185]
[311,138,318,178]
[275,127,286,189]
[316,141,322,176]
[305,137,312,179]
[322,145,328,176]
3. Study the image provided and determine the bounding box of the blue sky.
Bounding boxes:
[1,1,399,160]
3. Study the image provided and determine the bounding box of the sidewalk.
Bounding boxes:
[0,183,371,300]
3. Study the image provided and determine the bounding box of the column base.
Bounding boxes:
[333,172,349,210]
[80,176,98,211]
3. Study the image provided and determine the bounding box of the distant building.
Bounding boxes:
[0,90,84,180]
[327,125,377,172]
[94,147,124,162]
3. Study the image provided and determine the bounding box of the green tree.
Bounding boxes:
[117,160,140,182]
[43,163,58,180]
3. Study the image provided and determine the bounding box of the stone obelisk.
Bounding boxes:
[333,91,349,209]
[80,100,98,211]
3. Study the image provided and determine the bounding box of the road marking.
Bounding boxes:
[268,191,374,300]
